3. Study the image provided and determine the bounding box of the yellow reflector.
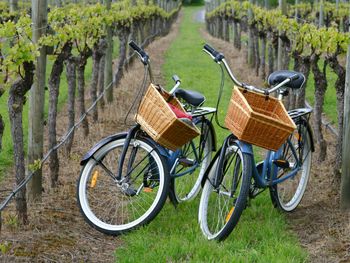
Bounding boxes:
[143,187,153,193]
[225,207,235,223]
[90,171,99,188]
[294,132,301,141]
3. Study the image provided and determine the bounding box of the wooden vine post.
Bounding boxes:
[10,0,18,13]
[247,0,255,67]
[27,0,48,202]
[319,0,324,27]
[341,16,350,209]
[105,0,114,102]
[277,0,286,70]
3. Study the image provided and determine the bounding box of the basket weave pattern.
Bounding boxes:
[225,86,296,151]
[136,84,200,151]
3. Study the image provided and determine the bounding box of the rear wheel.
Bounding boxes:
[77,136,169,235]
[171,119,213,203]
[198,141,251,241]
[270,121,312,212]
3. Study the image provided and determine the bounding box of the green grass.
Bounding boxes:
[115,6,307,262]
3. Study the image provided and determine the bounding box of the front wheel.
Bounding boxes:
[269,120,312,212]
[77,135,169,235]
[198,140,252,241]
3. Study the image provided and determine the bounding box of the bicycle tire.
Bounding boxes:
[198,140,252,241]
[170,119,213,203]
[269,119,312,212]
[77,135,169,235]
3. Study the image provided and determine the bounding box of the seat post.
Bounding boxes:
[277,93,283,101]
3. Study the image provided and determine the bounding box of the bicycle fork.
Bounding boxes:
[213,135,233,188]
[114,124,141,196]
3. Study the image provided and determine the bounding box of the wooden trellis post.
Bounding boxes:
[277,0,286,70]
[105,0,113,102]
[341,26,350,209]
[27,0,48,202]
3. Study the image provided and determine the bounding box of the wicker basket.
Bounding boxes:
[136,84,200,151]
[225,86,296,151]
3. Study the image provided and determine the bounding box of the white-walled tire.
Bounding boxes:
[77,136,169,235]
[270,121,312,212]
[171,120,213,203]
[198,142,251,241]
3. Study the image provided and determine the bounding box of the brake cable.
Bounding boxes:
[124,64,149,125]
[214,63,229,130]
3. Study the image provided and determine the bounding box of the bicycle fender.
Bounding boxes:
[141,137,171,158]
[306,121,315,152]
[200,148,222,187]
[80,132,127,165]
[294,117,315,152]
[234,140,254,156]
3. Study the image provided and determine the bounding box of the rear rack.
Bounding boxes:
[190,107,217,117]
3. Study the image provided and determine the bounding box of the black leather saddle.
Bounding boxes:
[174,88,206,107]
[267,70,305,90]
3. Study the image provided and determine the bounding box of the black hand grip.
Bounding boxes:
[129,40,149,65]
[172,75,180,83]
[204,43,225,62]
[204,44,219,57]
[129,40,142,53]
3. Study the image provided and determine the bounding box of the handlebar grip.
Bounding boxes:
[172,75,180,83]
[129,40,149,65]
[204,43,225,62]
[129,40,142,53]
[204,44,219,57]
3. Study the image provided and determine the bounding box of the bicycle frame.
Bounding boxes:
[250,140,301,188]
[113,109,216,183]
[247,110,313,189]
[212,108,313,192]
[157,115,216,175]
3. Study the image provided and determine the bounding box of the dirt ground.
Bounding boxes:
[1,9,350,263]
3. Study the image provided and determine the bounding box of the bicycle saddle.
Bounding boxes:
[174,88,206,107]
[267,70,305,90]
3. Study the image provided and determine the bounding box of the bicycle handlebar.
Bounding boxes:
[203,43,295,96]
[129,40,149,65]
[172,74,181,84]
[169,75,181,94]
[203,44,225,63]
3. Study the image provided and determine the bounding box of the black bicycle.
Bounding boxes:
[198,44,314,241]
[77,41,217,235]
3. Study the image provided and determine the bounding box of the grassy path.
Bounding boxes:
[115,6,307,262]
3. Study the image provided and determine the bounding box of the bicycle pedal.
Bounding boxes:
[273,159,290,169]
[178,158,195,167]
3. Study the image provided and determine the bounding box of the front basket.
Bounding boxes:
[225,86,296,151]
[136,84,200,151]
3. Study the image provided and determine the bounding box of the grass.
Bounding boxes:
[115,6,307,262]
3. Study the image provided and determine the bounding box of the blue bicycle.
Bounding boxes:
[77,41,217,235]
[198,44,314,241]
